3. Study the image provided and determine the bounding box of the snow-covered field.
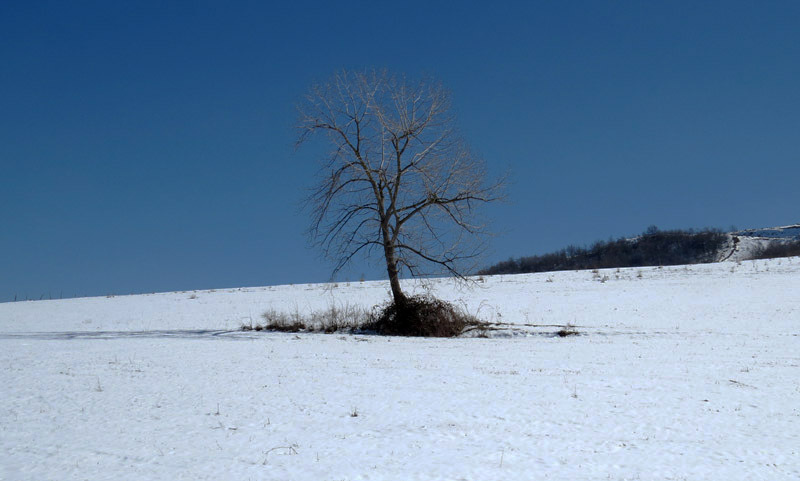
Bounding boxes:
[1,258,799,480]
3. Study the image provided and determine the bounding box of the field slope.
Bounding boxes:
[1,258,799,480]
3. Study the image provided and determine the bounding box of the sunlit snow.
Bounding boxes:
[2,258,799,480]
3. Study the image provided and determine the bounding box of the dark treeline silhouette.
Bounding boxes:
[479,227,728,275]
[750,239,800,260]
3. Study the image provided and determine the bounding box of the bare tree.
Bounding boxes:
[297,69,503,305]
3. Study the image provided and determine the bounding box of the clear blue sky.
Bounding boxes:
[2,1,798,301]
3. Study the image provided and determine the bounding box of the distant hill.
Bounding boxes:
[734,224,800,239]
[732,224,800,261]
[479,225,800,276]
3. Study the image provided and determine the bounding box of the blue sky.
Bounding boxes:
[2,1,798,301]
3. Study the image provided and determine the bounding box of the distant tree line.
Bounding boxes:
[750,239,800,260]
[478,227,728,275]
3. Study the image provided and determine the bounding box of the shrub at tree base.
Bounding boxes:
[364,295,478,337]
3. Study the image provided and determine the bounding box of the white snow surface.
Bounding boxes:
[2,258,799,480]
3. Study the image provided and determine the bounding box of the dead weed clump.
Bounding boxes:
[260,308,307,332]
[363,295,478,338]
[556,323,580,337]
[310,304,371,333]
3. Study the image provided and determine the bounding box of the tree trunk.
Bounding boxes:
[386,255,405,305]
[381,223,406,305]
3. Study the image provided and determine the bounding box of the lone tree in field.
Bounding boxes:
[297,69,503,307]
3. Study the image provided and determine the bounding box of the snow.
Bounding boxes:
[2,258,799,480]
[721,224,800,262]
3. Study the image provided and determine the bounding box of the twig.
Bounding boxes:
[263,445,298,464]
[728,379,756,389]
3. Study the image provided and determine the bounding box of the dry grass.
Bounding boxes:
[242,304,371,334]
[243,296,481,338]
